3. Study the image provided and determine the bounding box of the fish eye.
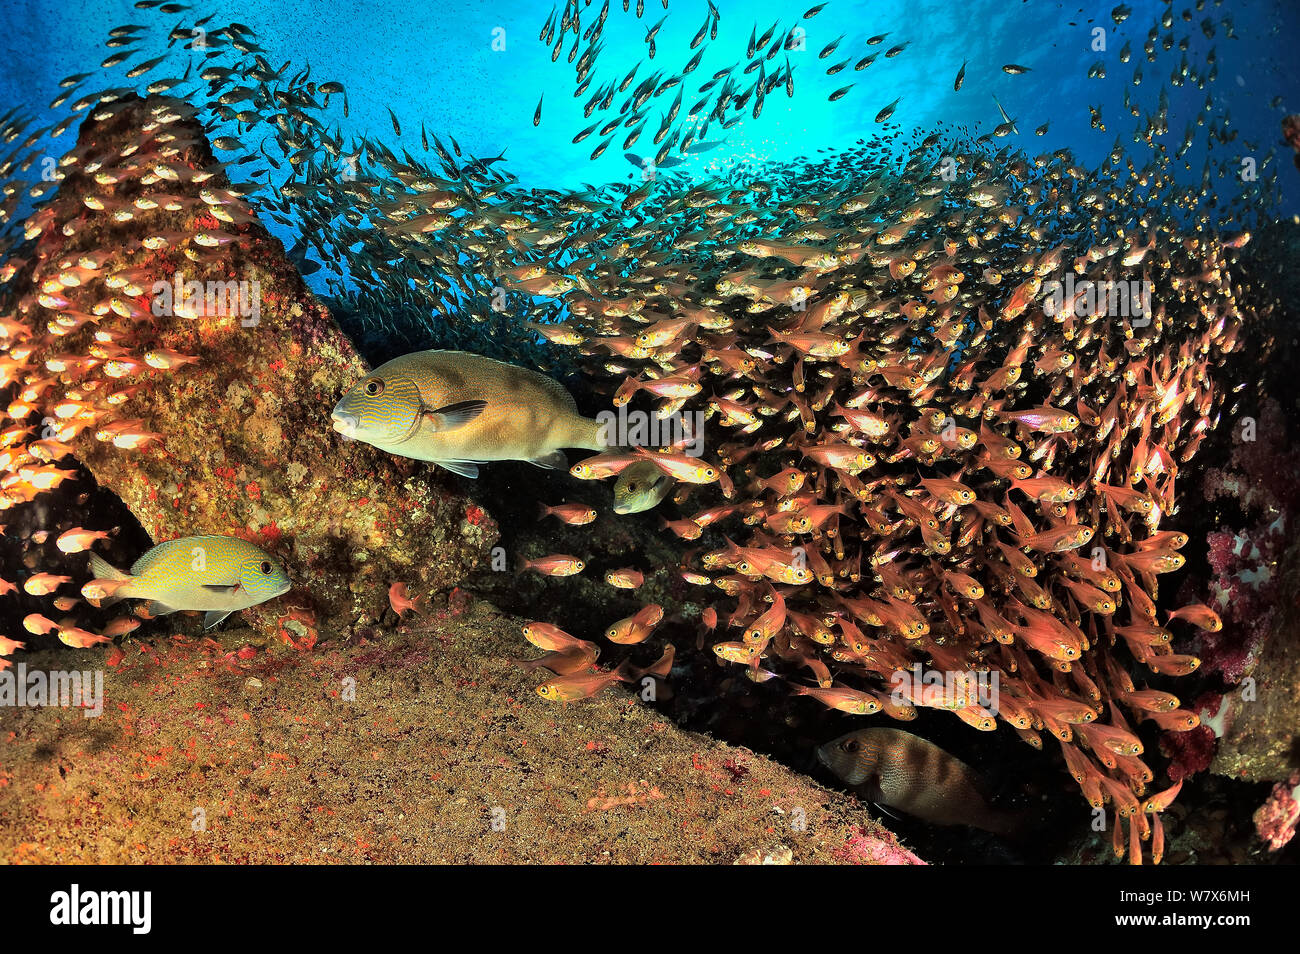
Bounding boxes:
[843,739,860,753]
[260,561,272,575]
[364,379,385,396]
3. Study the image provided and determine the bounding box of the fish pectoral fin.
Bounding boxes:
[869,799,906,823]
[199,584,242,596]
[144,600,178,616]
[527,449,569,470]
[423,400,487,432]
[203,610,234,630]
[437,459,481,479]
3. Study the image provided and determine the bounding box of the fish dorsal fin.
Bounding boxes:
[88,553,129,582]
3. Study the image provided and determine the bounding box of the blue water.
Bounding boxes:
[3,0,1297,212]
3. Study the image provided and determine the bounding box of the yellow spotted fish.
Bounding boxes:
[88,534,291,630]
[332,349,608,478]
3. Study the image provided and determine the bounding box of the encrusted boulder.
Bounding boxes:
[15,95,496,638]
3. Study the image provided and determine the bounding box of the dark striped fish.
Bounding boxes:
[818,728,1018,835]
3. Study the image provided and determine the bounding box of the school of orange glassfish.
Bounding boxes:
[504,2,1276,866]
[0,0,1284,865]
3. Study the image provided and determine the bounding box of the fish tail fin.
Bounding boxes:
[967,789,1027,840]
[984,807,1027,841]
[612,659,636,683]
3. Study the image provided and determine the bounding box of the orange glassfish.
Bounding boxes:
[23,573,72,595]
[521,621,597,656]
[23,614,58,635]
[1014,525,1094,552]
[633,447,720,484]
[570,450,640,479]
[536,661,631,701]
[514,643,600,675]
[1144,654,1201,676]
[713,640,764,663]
[606,603,664,644]
[604,567,644,588]
[1010,476,1078,502]
[58,626,112,649]
[55,527,111,553]
[792,684,881,714]
[102,616,141,638]
[520,554,586,576]
[143,348,199,370]
[1118,549,1185,575]
[388,582,424,618]
[1165,603,1222,631]
[538,502,598,525]
[743,589,786,643]
[918,476,976,505]
[997,407,1080,433]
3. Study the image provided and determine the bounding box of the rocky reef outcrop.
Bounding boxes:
[5,95,495,640]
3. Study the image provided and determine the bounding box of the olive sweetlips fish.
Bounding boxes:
[331,349,608,478]
[88,534,291,630]
[818,728,1019,836]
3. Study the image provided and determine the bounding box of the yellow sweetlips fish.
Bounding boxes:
[332,349,608,478]
[87,535,291,630]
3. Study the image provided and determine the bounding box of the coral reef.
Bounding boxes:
[1176,397,1300,785]
[0,96,495,645]
[1200,400,1298,685]
[0,3,1293,869]
[0,91,922,867]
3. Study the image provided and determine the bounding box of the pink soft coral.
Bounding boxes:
[1196,399,1299,684]
[1254,770,1300,851]
[831,826,926,865]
